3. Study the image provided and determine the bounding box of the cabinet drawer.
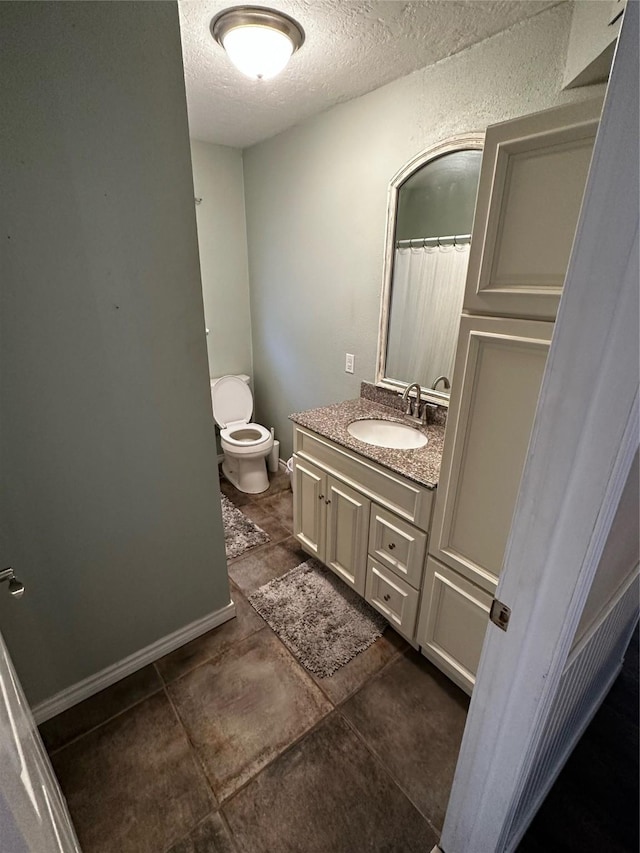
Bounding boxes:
[368,504,427,589]
[365,557,419,640]
[417,556,493,695]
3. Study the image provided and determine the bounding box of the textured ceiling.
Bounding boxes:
[179,0,559,149]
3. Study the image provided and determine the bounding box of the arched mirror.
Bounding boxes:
[376,135,483,402]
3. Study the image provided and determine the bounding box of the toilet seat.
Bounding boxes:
[221,422,271,449]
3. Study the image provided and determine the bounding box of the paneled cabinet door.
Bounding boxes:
[293,456,326,560]
[325,475,370,595]
[464,99,600,321]
[430,315,553,591]
[417,556,493,695]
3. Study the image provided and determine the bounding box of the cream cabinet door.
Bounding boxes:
[464,99,600,321]
[430,315,553,591]
[292,456,326,560]
[417,556,493,695]
[325,475,370,595]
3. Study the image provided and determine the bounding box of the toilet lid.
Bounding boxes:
[211,375,253,428]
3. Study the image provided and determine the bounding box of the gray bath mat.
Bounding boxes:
[221,495,270,560]
[248,559,387,677]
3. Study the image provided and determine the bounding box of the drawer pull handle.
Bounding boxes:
[387,542,396,551]
[383,593,391,602]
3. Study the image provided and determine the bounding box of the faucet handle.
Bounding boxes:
[419,401,438,425]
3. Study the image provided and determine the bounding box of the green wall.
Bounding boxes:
[243,3,605,462]
[191,140,253,380]
[0,1,231,706]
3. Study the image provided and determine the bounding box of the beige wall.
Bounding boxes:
[0,1,230,705]
[191,140,253,379]
[243,3,606,461]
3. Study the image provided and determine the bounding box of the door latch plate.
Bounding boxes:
[490,598,511,631]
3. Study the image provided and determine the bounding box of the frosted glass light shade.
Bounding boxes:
[211,7,305,82]
[223,25,294,80]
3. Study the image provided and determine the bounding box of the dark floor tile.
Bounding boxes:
[342,649,469,829]
[236,501,290,546]
[167,812,236,853]
[310,627,408,705]
[156,589,265,683]
[52,692,214,853]
[228,536,308,595]
[224,713,437,853]
[168,628,331,801]
[260,490,294,531]
[40,665,162,753]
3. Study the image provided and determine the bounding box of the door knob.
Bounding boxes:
[1,567,25,599]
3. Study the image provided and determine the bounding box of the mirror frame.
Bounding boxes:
[375,133,485,405]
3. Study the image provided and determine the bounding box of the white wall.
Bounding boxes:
[191,140,253,379]
[243,3,606,460]
[0,1,230,705]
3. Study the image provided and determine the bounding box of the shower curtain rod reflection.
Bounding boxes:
[396,234,471,248]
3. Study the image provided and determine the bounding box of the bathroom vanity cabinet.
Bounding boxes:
[292,425,433,642]
[415,315,554,690]
[416,99,600,693]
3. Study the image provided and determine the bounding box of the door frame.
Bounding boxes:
[438,4,639,851]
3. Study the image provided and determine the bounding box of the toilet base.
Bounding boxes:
[222,455,270,495]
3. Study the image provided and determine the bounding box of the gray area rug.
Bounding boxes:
[221,495,270,560]
[248,559,387,677]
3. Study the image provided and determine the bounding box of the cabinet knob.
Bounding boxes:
[325,498,331,505]
[318,494,324,500]
[387,542,396,551]
[383,593,391,602]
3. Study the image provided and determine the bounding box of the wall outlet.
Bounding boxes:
[345,353,355,374]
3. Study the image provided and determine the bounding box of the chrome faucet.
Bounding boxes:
[431,375,451,391]
[401,382,422,419]
[402,382,437,425]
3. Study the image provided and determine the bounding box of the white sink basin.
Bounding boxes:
[347,419,428,450]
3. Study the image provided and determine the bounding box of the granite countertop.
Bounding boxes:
[289,397,446,489]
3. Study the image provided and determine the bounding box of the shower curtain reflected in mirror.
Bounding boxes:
[386,242,470,389]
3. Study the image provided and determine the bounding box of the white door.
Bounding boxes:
[439,4,638,851]
[0,622,81,852]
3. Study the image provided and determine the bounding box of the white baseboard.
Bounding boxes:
[32,600,236,724]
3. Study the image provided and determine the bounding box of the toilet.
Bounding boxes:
[211,375,273,494]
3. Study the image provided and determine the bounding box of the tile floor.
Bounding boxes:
[40,470,469,853]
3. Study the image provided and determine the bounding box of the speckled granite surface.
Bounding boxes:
[359,381,448,427]
[289,397,446,489]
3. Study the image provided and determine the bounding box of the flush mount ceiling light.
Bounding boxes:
[210,6,305,81]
